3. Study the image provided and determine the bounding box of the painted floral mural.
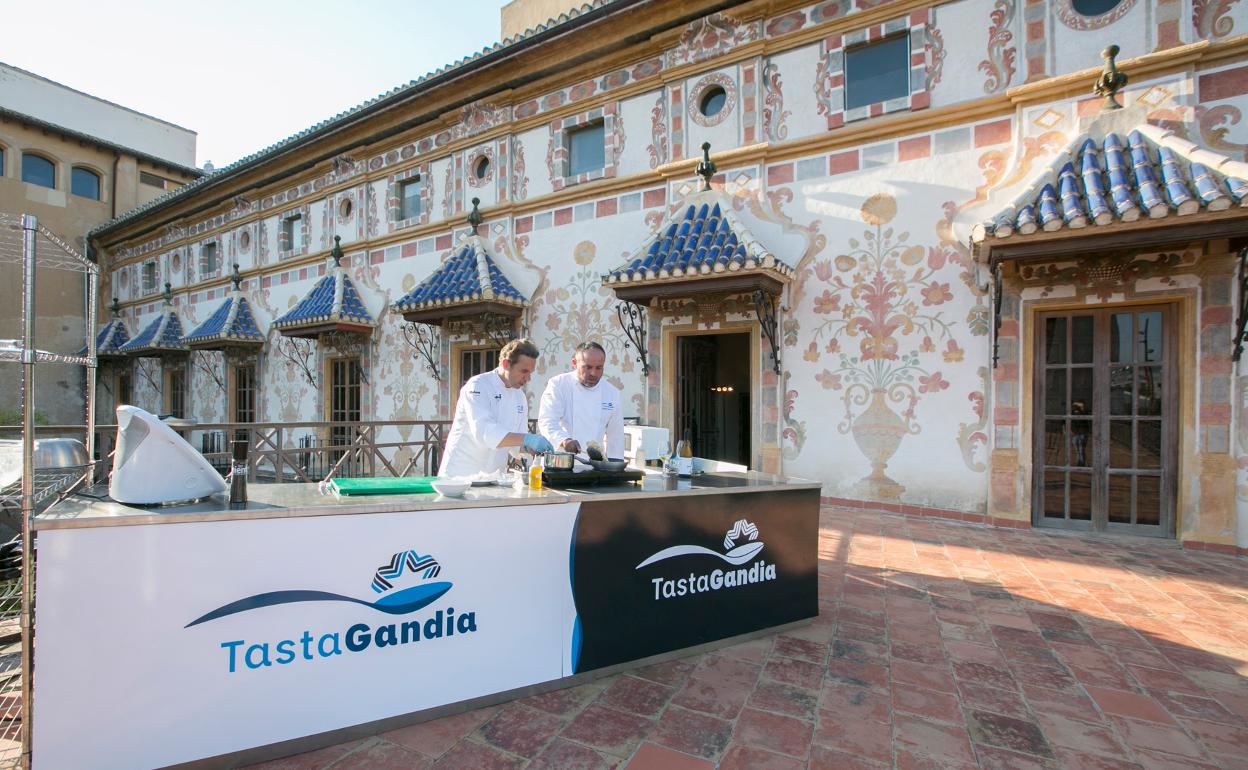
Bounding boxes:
[804,194,963,499]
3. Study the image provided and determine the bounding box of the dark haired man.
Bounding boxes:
[537,341,623,459]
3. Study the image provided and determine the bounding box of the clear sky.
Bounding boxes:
[5,0,511,168]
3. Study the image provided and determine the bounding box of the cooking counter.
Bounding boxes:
[33,470,820,529]
[32,472,821,769]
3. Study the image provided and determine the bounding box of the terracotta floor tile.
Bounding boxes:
[953,660,1018,691]
[762,655,824,691]
[1034,712,1125,756]
[243,739,368,770]
[598,676,675,718]
[1108,716,1206,759]
[1130,749,1221,770]
[1181,716,1248,756]
[958,680,1032,720]
[430,740,523,770]
[747,679,819,720]
[622,742,712,770]
[523,682,607,717]
[647,705,734,761]
[892,660,957,694]
[894,748,979,769]
[631,658,697,688]
[965,708,1054,759]
[820,682,892,724]
[830,637,888,663]
[773,633,827,663]
[716,743,805,770]
[973,744,1056,770]
[827,658,891,692]
[1085,686,1178,724]
[1023,684,1105,724]
[893,713,977,764]
[812,708,892,764]
[892,685,961,723]
[475,705,563,758]
[807,744,890,769]
[561,704,654,758]
[733,707,813,759]
[327,740,433,770]
[527,738,619,770]
[670,673,752,719]
[1050,746,1144,770]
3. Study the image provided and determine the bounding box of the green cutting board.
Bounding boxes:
[329,476,438,495]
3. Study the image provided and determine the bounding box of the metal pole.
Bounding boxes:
[85,268,98,480]
[19,214,37,769]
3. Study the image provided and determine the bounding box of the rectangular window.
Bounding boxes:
[115,371,131,407]
[233,364,256,423]
[165,366,187,418]
[568,122,605,177]
[142,262,157,292]
[139,171,167,189]
[283,215,303,253]
[328,357,362,474]
[845,33,910,111]
[201,243,218,276]
[457,346,500,396]
[399,178,422,221]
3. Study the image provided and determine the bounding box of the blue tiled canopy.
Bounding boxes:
[182,294,265,348]
[89,318,130,359]
[978,124,1248,240]
[273,266,376,336]
[392,235,527,318]
[118,306,187,356]
[603,191,793,288]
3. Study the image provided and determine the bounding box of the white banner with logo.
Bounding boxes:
[33,503,581,769]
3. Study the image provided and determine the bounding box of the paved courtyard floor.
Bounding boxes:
[249,506,1248,769]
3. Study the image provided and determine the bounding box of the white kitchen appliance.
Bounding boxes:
[109,405,227,505]
[622,424,670,465]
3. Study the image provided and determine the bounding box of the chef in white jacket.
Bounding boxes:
[537,341,624,458]
[438,338,553,478]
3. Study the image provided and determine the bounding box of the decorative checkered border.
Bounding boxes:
[547,102,620,192]
[277,204,310,260]
[688,73,738,128]
[387,165,431,231]
[814,9,930,130]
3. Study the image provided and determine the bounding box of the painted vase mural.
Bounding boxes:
[807,194,959,500]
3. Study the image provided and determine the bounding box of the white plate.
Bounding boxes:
[470,479,499,487]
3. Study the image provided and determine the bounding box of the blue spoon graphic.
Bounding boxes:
[185,581,452,627]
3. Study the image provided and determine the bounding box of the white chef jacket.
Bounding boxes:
[537,371,624,459]
[438,368,528,478]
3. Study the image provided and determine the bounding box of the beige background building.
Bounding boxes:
[0,62,201,423]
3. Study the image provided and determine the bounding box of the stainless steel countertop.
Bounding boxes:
[33,472,822,530]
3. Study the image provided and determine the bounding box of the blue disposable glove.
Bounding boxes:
[522,433,553,454]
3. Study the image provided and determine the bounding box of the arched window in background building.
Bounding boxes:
[71,167,102,200]
[22,153,55,188]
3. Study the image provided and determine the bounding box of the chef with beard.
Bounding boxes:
[537,341,624,459]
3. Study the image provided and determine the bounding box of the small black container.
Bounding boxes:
[229,439,248,508]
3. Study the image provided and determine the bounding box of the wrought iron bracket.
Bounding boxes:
[753,290,783,375]
[191,349,226,393]
[401,321,442,381]
[991,262,1003,369]
[1234,247,1248,362]
[275,336,319,389]
[616,300,650,377]
[480,312,518,350]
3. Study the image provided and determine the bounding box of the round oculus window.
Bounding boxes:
[1072,0,1123,14]
[699,86,727,118]
[473,156,490,179]
[338,198,353,218]
[238,230,251,250]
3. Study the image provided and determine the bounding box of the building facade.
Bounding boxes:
[90,0,1248,553]
[0,62,200,422]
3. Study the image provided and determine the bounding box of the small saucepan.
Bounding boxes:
[542,451,576,470]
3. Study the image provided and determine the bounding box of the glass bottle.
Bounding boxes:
[675,429,693,477]
[528,455,544,490]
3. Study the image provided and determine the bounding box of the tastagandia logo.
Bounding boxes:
[186,549,478,673]
[636,519,777,600]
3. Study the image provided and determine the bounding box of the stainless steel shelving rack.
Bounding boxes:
[0,213,98,768]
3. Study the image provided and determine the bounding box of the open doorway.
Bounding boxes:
[675,332,751,465]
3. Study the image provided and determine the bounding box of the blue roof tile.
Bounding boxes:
[274,266,376,332]
[92,319,130,357]
[119,307,187,355]
[603,191,793,287]
[392,236,528,314]
[981,124,1246,240]
[182,294,266,346]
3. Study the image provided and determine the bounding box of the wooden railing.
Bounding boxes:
[0,420,457,483]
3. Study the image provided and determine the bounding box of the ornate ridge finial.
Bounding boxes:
[162,282,173,305]
[467,197,483,234]
[110,297,121,318]
[231,263,243,291]
[1093,44,1128,111]
[696,142,717,192]
[330,235,343,267]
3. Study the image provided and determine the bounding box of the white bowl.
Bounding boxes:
[431,479,470,497]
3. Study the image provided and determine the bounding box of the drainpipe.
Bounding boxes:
[110,151,121,219]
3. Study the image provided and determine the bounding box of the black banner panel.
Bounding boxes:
[571,488,819,672]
